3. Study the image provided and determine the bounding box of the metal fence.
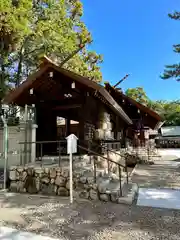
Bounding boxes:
[19,140,67,166]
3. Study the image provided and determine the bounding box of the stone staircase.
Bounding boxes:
[33,154,138,204]
[127,146,161,162]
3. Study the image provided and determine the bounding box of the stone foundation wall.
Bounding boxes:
[9,165,101,201]
[8,150,127,203]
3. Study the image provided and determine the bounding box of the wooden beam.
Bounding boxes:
[113,74,130,88]
[53,104,82,110]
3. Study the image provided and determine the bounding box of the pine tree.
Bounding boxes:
[161,11,180,81]
[125,87,149,106]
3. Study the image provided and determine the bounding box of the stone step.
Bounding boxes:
[98,178,124,194]
[117,182,138,205]
[39,154,127,168]
[73,163,128,180]
[75,174,126,202]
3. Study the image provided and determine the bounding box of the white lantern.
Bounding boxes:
[49,72,53,78]
[71,82,75,89]
[30,88,33,95]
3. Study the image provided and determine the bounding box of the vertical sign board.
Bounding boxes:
[66,134,78,203]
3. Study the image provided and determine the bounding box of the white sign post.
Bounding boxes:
[66,134,78,203]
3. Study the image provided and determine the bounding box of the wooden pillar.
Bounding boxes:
[115,116,119,140]
[78,119,85,143]
[65,118,70,136]
[36,106,57,156]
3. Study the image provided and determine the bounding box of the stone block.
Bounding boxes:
[87,176,94,184]
[99,194,110,202]
[79,190,89,199]
[65,180,75,190]
[55,176,66,187]
[84,184,91,190]
[20,171,27,181]
[9,166,16,171]
[79,176,87,184]
[41,184,55,195]
[57,187,69,196]
[50,178,55,184]
[24,176,37,194]
[92,183,98,190]
[34,168,44,175]
[50,168,57,178]
[17,167,24,173]
[54,185,58,194]
[98,183,107,194]
[44,167,50,174]
[27,168,34,176]
[17,181,25,193]
[110,192,119,203]
[9,170,17,181]
[73,177,79,184]
[16,172,20,180]
[35,178,41,191]
[56,167,61,173]
[10,181,17,192]
[61,169,69,178]
[41,177,50,184]
[75,182,84,190]
[89,189,98,200]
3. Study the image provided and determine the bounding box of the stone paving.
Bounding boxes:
[0,226,59,240]
[131,158,180,189]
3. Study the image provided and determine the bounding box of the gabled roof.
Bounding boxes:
[104,82,162,129]
[3,56,133,125]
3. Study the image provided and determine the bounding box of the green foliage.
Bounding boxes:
[0,0,103,99]
[150,100,180,126]
[126,87,180,126]
[161,11,180,81]
[125,87,149,106]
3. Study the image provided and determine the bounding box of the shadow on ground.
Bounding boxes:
[131,161,180,189]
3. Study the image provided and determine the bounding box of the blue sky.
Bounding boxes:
[81,0,180,100]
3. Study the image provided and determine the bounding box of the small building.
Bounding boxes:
[156,126,180,148]
[104,82,163,147]
[2,56,132,163]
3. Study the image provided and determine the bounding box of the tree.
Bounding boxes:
[0,0,103,100]
[161,11,180,81]
[155,100,180,126]
[125,87,180,126]
[147,100,180,126]
[125,87,149,106]
[0,0,33,99]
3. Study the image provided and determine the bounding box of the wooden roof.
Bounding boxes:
[104,83,162,129]
[2,56,132,125]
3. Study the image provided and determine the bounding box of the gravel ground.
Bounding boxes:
[0,193,180,240]
[1,155,180,239]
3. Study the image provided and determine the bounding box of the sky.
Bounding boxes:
[81,0,180,101]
